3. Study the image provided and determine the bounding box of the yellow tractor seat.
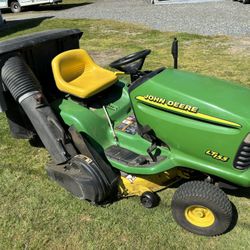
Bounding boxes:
[51,49,118,98]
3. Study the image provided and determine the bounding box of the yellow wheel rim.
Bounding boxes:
[185,205,215,227]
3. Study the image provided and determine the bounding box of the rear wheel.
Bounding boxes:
[10,1,22,13]
[171,181,233,236]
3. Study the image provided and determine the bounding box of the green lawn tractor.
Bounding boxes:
[0,29,250,236]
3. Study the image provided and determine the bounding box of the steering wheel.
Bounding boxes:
[109,49,151,74]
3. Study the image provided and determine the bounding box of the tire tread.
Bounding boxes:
[171,181,233,236]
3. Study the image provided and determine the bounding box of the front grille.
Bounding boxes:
[234,137,250,170]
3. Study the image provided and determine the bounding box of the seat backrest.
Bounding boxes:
[52,49,119,98]
[57,49,93,83]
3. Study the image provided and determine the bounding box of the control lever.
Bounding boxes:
[147,142,157,162]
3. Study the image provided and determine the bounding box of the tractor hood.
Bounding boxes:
[131,69,250,129]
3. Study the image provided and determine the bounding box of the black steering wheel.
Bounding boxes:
[109,49,151,74]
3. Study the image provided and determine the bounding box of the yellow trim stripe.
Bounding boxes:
[136,96,241,128]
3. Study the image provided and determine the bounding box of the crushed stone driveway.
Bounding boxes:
[3,0,250,36]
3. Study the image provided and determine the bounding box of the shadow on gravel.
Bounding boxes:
[1,2,93,14]
[35,2,93,11]
[0,16,53,38]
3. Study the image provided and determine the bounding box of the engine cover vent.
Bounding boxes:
[234,134,250,170]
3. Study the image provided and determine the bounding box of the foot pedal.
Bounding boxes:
[105,145,148,166]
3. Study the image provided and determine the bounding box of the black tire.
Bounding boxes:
[10,1,22,13]
[242,0,250,4]
[140,191,160,208]
[171,181,233,236]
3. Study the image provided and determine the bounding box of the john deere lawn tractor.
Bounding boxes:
[0,29,249,236]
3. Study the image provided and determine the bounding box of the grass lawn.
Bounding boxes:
[0,18,250,250]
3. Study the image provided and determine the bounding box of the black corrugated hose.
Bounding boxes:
[1,55,40,101]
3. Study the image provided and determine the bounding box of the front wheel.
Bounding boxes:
[10,1,22,13]
[140,191,160,208]
[171,181,233,236]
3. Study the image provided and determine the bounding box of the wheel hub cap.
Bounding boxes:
[185,205,215,227]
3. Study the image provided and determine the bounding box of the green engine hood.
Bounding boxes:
[132,69,250,129]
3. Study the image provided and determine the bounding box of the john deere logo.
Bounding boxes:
[136,95,241,129]
[143,95,199,113]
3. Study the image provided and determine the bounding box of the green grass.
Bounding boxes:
[0,18,250,250]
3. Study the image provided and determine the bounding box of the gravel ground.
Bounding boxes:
[2,0,250,36]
